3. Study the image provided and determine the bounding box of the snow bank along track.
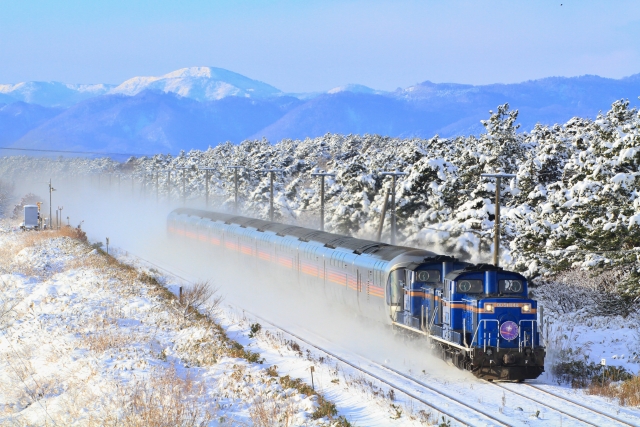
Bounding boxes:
[126,250,511,427]
[125,249,640,427]
[488,381,639,427]
[247,311,513,427]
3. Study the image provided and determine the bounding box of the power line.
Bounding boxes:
[0,147,150,157]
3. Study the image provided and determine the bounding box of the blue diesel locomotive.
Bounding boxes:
[168,208,545,381]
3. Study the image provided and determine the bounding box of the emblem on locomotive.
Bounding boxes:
[499,320,519,341]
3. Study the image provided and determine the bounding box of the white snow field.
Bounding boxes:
[0,224,449,426]
[1,203,640,426]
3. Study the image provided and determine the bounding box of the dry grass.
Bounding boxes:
[0,283,23,330]
[96,364,216,427]
[0,227,87,276]
[587,375,640,406]
[81,320,138,354]
[0,229,349,426]
[1,342,65,417]
[247,389,297,427]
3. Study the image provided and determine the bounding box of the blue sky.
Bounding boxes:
[1,0,639,92]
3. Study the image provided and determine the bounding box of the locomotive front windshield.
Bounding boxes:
[499,279,523,294]
[416,270,441,283]
[457,279,483,293]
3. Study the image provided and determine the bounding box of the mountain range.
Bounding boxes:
[1,66,639,155]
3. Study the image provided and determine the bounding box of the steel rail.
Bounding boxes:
[247,311,513,427]
[522,383,639,427]
[489,382,601,426]
[115,243,639,427]
[123,250,510,427]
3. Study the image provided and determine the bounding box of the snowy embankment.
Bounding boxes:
[0,225,440,426]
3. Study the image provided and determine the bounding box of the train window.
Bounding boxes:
[499,279,523,293]
[416,270,441,283]
[456,280,483,294]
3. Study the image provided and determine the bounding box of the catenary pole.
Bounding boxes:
[481,173,516,267]
[227,166,244,213]
[311,172,336,231]
[262,169,283,221]
[199,167,215,208]
[176,166,192,206]
[48,179,55,230]
[167,170,171,205]
[380,171,407,245]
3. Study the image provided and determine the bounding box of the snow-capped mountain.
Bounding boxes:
[109,67,282,101]
[326,84,387,95]
[0,81,113,107]
[1,67,640,153]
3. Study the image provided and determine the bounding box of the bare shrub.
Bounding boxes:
[587,375,640,406]
[11,193,41,219]
[97,364,216,427]
[0,283,23,330]
[175,281,223,320]
[1,343,64,414]
[248,390,297,427]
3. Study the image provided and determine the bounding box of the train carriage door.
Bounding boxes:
[386,269,405,321]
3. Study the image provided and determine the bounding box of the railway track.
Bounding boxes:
[247,310,513,427]
[125,249,640,427]
[521,383,639,427]
[126,250,511,426]
[489,381,639,427]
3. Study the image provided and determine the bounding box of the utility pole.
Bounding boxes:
[380,171,407,245]
[57,206,63,230]
[376,189,391,242]
[481,173,516,267]
[167,170,172,205]
[49,179,56,230]
[311,171,336,231]
[227,166,244,213]
[262,169,283,222]
[176,166,192,205]
[199,167,215,208]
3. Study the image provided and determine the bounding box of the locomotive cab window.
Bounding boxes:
[456,279,483,294]
[499,279,523,294]
[415,270,441,283]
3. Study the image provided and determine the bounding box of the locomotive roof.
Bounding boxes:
[173,208,435,262]
[444,264,526,281]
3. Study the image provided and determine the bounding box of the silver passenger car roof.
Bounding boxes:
[173,208,441,263]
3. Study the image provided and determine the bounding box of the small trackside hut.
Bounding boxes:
[21,205,41,230]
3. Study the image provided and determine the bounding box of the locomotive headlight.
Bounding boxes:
[484,303,494,313]
[521,303,532,313]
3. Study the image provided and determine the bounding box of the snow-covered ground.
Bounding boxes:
[0,224,442,426]
[1,214,640,426]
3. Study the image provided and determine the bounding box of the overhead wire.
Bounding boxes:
[0,146,151,157]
